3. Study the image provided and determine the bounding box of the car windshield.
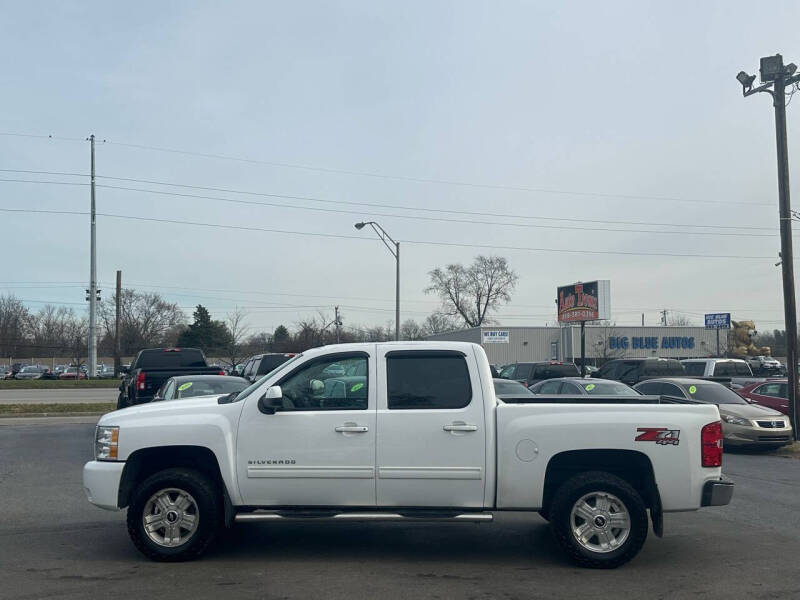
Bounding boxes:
[21,366,40,372]
[233,354,304,402]
[579,381,640,396]
[494,380,533,395]
[685,383,747,404]
[174,378,249,399]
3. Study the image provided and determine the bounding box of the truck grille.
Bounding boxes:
[756,420,786,429]
[758,435,791,442]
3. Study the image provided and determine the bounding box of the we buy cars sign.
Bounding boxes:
[557,280,611,323]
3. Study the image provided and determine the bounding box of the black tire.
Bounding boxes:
[126,468,221,562]
[549,471,648,569]
[116,393,127,410]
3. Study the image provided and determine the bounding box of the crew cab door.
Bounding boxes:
[375,348,487,508]
[236,350,377,506]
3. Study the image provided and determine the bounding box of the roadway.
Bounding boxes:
[1,422,798,599]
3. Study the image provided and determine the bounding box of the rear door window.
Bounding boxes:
[734,362,753,376]
[635,382,663,395]
[713,362,735,376]
[536,380,563,394]
[514,364,533,380]
[682,362,706,376]
[387,352,472,410]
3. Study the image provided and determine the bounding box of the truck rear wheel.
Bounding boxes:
[549,471,647,569]
[126,468,221,562]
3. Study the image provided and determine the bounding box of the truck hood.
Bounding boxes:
[98,395,228,425]
[718,403,784,419]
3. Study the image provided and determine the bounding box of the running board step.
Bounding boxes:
[235,511,493,523]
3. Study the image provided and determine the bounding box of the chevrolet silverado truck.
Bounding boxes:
[84,342,733,568]
[117,348,225,409]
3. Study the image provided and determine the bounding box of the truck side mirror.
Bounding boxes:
[258,385,283,415]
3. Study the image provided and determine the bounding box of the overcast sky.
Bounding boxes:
[2,0,800,336]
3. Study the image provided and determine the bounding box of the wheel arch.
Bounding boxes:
[118,445,233,524]
[541,449,662,536]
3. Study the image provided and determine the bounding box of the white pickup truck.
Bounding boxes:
[83,342,733,568]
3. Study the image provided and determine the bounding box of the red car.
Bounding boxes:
[59,366,87,380]
[737,379,789,415]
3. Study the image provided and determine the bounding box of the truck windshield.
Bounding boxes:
[232,354,303,402]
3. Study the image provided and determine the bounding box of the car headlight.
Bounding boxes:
[95,426,119,460]
[721,414,751,426]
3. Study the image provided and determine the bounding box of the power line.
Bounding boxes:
[0,206,780,260]
[0,132,771,206]
[0,169,776,232]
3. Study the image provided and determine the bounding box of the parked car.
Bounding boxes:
[680,358,761,389]
[15,365,47,380]
[53,364,68,376]
[241,353,297,383]
[84,341,732,567]
[498,361,580,387]
[747,355,782,375]
[492,378,535,401]
[634,378,792,448]
[737,379,789,415]
[154,375,250,402]
[59,366,87,380]
[118,348,225,409]
[96,365,116,379]
[594,358,685,386]
[530,377,641,397]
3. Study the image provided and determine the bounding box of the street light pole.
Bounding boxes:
[354,221,400,341]
[738,54,800,438]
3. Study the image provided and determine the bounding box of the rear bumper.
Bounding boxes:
[83,460,125,511]
[701,478,734,507]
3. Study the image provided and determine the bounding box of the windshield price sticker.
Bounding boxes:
[688,385,697,395]
[178,382,193,391]
[584,383,596,391]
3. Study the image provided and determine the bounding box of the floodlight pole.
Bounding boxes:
[580,321,586,377]
[354,221,400,341]
[739,55,800,438]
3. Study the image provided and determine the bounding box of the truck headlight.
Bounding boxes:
[95,426,119,460]
[721,415,751,426]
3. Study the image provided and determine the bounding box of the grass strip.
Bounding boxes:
[0,379,119,389]
[0,403,116,416]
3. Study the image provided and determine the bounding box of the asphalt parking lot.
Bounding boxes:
[1,423,799,600]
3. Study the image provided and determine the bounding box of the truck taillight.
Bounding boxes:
[218,370,226,376]
[701,421,723,467]
[136,371,146,391]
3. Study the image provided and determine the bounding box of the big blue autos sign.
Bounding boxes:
[705,313,731,329]
[609,336,695,350]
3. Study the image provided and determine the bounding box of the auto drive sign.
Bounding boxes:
[704,313,731,329]
[557,280,611,323]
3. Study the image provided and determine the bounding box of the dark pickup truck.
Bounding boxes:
[117,348,224,409]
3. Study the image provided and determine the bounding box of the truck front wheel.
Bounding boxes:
[126,468,221,562]
[549,471,648,569]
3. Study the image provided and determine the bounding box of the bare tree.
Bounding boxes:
[588,321,624,362]
[222,307,250,369]
[668,313,694,326]
[98,289,186,354]
[0,294,31,357]
[423,312,459,335]
[400,319,425,341]
[426,256,518,327]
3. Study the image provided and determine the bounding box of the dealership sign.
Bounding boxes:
[610,336,695,350]
[482,330,509,343]
[705,313,731,329]
[557,280,611,323]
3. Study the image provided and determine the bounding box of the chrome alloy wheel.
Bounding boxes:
[570,491,631,553]
[142,488,199,548]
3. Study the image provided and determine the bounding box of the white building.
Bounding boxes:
[426,324,728,366]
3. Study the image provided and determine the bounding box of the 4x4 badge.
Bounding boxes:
[635,427,680,446]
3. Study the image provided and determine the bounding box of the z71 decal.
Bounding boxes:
[635,427,680,446]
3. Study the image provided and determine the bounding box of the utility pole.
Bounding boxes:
[114,270,121,376]
[88,134,98,379]
[641,313,645,327]
[334,305,341,344]
[661,309,668,326]
[737,54,800,438]
[354,221,400,340]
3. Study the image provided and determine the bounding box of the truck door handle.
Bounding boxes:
[443,422,478,432]
[335,424,369,433]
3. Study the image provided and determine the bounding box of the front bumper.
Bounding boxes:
[83,460,125,511]
[701,478,734,507]
[723,422,793,446]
